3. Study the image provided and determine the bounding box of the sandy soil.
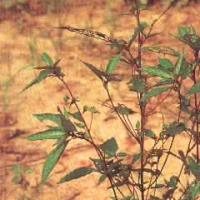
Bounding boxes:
[0,1,200,200]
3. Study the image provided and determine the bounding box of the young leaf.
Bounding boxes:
[98,174,107,185]
[41,53,53,66]
[178,26,194,38]
[106,54,121,74]
[42,142,67,183]
[167,176,179,188]
[141,87,170,103]
[100,137,118,157]
[143,67,173,79]
[22,69,51,92]
[27,128,67,141]
[59,167,95,183]
[83,105,100,114]
[188,82,200,95]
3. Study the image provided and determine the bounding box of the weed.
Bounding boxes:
[23,1,200,200]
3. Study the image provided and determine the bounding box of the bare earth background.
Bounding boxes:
[0,1,200,200]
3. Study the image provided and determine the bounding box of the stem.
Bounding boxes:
[104,84,140,143]
[58,77,119,200]
[193,51,199,163]
[133,1,146,199]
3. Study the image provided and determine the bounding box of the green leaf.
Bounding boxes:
[59,167,94,183]
[179,60,192,78]
[189,82,200,95]
[177,27,200,51]
[33,113,62,126]
[64,110,85,122]
[12,164,24,184]
[144,129,156,139]
[106,54,121,74]
[141,87,170,103]
[188,157,200,179]
[132,153,141,164]
[22,70,51,92]
[83,105,100,114]
[165,122,186,137]
[143,67,173,79]
[42,142,67,183]
[117,152,128,157]
[178,26,194,38]
[142,46,180,57]
[59,111,77,133]
[136,120,140,129]
[27,128,67,141]
[183,181,200,200]
[100,137,118,157]
[159,58,174,70]
[82,60,122,82]
[130,79,146,93]
[167,176,179,188]
[98,174,107,185]
[41,53,53,66]
[175,53,184,75]
[81,61,105,81]
[116,104,135,116]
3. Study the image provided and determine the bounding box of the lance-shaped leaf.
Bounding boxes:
[143,67,173,79]
[81,61,122,82]
[115,104,135,116]
[144,129,157,139]
[98,174,107,185]
[81,61,106,81]
[106,54,121,74]
[159,58,174,70]
[174,53,184,75]
[33,113,62,126]
[41,53,54,66]
[188,82,200,95]
[59,167,95,183]
[141,87,170,103]
[100,137,118,157]
[27,127,67,141]
[42,142,67,183]
[22,69,51,92]
[59,110,77,133]
[142,46,180,57]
